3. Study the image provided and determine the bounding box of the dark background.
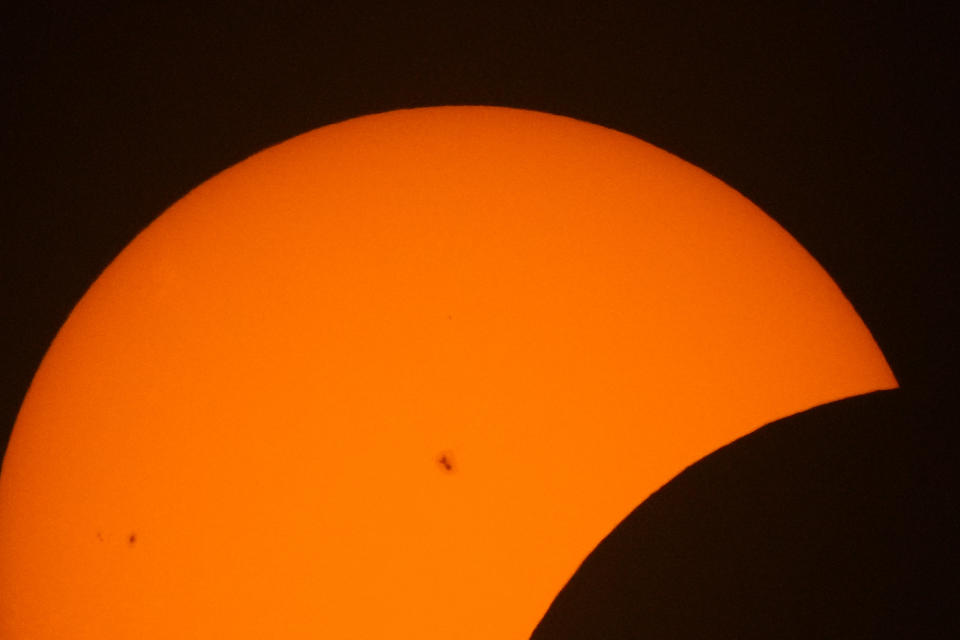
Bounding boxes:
[1,2,955,636]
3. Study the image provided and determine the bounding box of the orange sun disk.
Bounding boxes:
[0,107,896,638]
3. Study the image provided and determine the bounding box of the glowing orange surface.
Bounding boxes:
[0,107,895,638]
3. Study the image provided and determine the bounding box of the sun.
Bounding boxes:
[0,106,895,638]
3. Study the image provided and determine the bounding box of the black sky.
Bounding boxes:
[1,2,956,635]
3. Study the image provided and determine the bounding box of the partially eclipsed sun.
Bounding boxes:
[0,107,895,638]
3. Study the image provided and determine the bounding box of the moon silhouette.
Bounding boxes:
[0,107,895,638]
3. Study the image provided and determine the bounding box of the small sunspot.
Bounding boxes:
[437,452,455,472]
